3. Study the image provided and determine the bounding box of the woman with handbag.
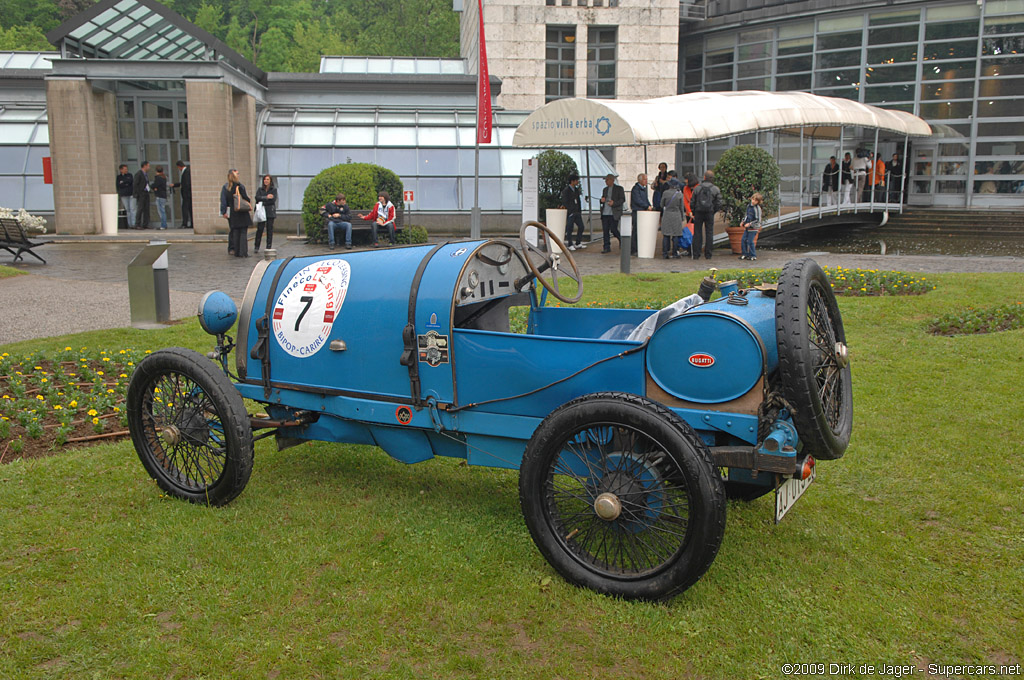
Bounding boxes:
[253,174,277,253]
[220,168,252,257]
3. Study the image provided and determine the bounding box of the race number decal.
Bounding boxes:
[272,259,350,358]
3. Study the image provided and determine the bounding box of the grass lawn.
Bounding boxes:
[0,264,26,279]
[1,270,1022,679]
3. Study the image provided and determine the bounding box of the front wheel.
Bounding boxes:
[519,392,726,601]
[126,348,254,506]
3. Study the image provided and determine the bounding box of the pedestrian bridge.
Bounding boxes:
[716,200,901,245]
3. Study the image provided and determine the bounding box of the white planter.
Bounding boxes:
[99,194,119,235]
[544,208,568,254]
[636,210,660,259]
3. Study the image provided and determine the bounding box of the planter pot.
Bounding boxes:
[635,211,660,259]
[725,226,744,255]
[545,208,567,254]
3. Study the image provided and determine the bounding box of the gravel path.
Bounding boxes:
[2,237,1021,345]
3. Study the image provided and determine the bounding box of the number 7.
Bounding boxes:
[295,296,313,331]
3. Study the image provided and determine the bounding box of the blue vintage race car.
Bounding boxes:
[126,222,852,600]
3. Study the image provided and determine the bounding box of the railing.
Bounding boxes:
[679,1,707,21]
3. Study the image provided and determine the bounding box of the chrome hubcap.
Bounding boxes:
[161,424,181,446]
[594,492,622,521]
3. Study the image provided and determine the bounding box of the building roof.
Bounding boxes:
[0,52,56,71]
[44,0,264,83]
[319,57,467,76]
[513,91,934,147]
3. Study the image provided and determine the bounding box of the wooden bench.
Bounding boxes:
[0,217,53,264]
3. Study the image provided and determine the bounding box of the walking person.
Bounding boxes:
[690,170,722,261]
[659,172,685,259]
[822,156,840,207]
[841,153,853,205]
[153,166,169,230]
[132,161,151,229]
[739,193,763,261]
[561,173,585,250]
[171,160,192,228]
[360,190,397,246]
[116,164,135,229]
[323,193,353,249]
[599,173,624,253]
[630,173,652,256]
[220,168,252,257]
[886,153,903,203]
[253,174,277,253]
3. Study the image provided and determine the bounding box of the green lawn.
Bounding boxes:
[1,271,1022,679]
[0,264,26,279]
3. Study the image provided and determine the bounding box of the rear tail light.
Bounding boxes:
[796,455,815,480]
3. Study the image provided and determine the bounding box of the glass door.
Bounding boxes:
[909,143,935,206]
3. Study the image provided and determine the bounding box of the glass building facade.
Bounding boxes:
[680,0,1024,208]
[0,53,52,213]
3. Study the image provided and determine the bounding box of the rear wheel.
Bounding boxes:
[127,348,254,505]
[519,392,726,600]
[775,259,853,460]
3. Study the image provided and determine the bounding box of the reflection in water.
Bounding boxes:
[760,226,1024,258]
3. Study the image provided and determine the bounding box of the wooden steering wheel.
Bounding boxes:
[518,221,583,304]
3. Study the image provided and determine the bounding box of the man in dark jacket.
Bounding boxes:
[690,170,723,260]
[322,194,353,249]
[886,153,904,203]
[560,173,585,250]
[132,161,151,229]
[630,173,651,255]
[599,173,625,253]
[171,160,192,228]
[116,164,134,229]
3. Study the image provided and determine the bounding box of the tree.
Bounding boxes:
[192,2,226,41]
[0,25,52,51]
[713,145,781,227]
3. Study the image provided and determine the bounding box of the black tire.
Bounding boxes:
[127,348,254,506]
[775,259,853,460]
[519,392,726,601]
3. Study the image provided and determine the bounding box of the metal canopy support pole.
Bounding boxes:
[585,148,592,244]
[901,134,909,213]
[775,131,782,230]
[798,127,804,223]
[839,126,845,216]
[870,127,879,213]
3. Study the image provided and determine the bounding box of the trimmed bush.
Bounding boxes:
[713,145,781,227]
[301,163,404,242]
[396,225,429,245]
[519,150,580,211]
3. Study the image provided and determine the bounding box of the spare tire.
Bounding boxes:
[775,259,852,460]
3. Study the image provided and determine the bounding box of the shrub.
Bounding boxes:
[519,150,579,211]
[396,225,429,245]
[301,163,404,243]
[713,145,782,227]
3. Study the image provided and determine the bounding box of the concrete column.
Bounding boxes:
[185,80,257,235]
[45,78,118,234]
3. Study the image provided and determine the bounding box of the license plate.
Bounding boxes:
[775,467,816,523]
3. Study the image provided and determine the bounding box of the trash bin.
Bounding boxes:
[128,241,170,329]
[100,194,119,235]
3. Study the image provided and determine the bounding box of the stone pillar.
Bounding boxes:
[185,80,257,235]
[45,79,118,234]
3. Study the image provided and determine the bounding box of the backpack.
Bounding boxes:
[693,184,714,212]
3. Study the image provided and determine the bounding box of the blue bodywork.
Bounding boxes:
[231,239,798,477]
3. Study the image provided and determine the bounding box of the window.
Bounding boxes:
[546,26,576,102]
[587,27,616,98]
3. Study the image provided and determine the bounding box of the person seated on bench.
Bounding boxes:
[322,193,353,249]
[359,190,397,247]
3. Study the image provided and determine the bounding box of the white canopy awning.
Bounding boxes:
[513,91,933,148]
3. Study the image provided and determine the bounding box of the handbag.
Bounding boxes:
[234,186,251,212]
[254,201,266,222]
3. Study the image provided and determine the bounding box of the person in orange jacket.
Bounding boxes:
[873,152,887,202]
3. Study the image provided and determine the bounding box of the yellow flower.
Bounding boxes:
[102,357,110,362]
[97,371,104,376]
[127,362,134,367]
[91,417,100,425]
[119,373,128,378]
[154,387,160,393]
[34,365,42,370]
[54,405,63,410]
[65,346,72,351]
[41,378,48,383]
[119,350,126,355]
[107,389,115,394]
[145,350,152,354]
[1,353,7,357]
[87,408,98,416]
[113,406,120,413]
[69,400,78,408]
[36,395,44,401]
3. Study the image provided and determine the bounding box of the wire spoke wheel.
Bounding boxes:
[520,393,726,601]
[127,348,253,506]
[776,259,853,460]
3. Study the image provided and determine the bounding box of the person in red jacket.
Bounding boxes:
[360,190,397,247]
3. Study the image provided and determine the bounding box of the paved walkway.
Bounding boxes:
[1,232,1021,345]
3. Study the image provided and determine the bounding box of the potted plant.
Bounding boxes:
[713,145,781,254]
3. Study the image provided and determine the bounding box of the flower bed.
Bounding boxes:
[0,346,148,463]
[928,302,1024,336]
[722,266,936,297]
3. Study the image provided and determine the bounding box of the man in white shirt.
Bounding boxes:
[851,151,870,203]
